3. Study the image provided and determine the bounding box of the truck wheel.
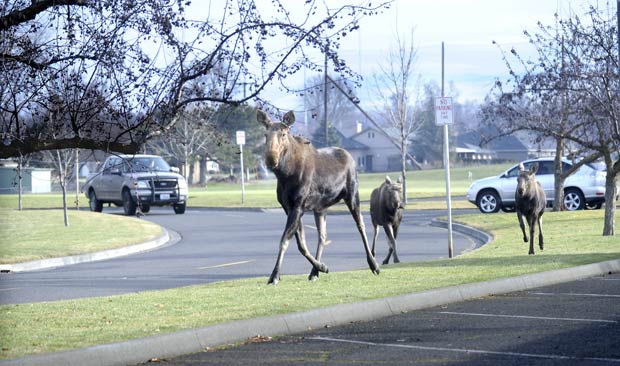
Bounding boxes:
[173,202,186,214]
[122,189,137,216]
[141,204,151,213]
[89,190,103,212]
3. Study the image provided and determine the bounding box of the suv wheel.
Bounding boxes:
[122,189,137,216]
[173,202,186,214]
[89,190,103,212]
[564,188,585,211]
[477,190,501,213]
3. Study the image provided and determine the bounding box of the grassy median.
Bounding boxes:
[1,209,618,359]
[0,209,162,264]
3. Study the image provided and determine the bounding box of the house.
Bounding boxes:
[0,160,52,194]
[456,131,529,162]
[347,127,403,172]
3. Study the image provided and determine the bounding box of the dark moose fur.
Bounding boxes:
[257,110,380,284]
[370,176,404,265]
[515,163,546,255]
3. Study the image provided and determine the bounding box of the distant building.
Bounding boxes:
[0,160,52,194]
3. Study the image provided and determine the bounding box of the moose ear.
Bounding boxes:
[397,176,403,184]
[385,176,392,184]
[530,163,539,174]
[282,111,296,127]
[257,109,272,129]
[518,163,525,172]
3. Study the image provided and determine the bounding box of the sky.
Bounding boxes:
[262,0,608,110]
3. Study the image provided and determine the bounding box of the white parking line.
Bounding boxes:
[0,287,18,292]
[197,260,255,270]
[308,336,620,363]
[531,292,620,299]
[438,311,618,324]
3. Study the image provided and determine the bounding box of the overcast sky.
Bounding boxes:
[264,0,609,110]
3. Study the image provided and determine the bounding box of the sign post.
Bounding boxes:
[435,95,454,258]
[236,131,246,205]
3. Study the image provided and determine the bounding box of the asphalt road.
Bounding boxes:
[0,208,478,304]
[142,272,620,366]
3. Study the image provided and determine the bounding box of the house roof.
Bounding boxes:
[457,131,527,152]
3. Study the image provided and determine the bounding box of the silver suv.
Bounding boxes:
[83,154,189,215]
[467,158,607,213]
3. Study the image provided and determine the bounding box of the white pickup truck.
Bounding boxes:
[83,154,188,215]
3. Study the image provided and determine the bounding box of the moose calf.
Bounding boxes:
[515,163,546,255]
[370,176,405,264]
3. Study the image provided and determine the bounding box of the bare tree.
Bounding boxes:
[372,29,422,203]
[0,0,392,158]
[486,5,619,235]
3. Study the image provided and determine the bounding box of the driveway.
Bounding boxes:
[0,208,477,304]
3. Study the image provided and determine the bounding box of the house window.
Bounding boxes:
[367,131,375,139]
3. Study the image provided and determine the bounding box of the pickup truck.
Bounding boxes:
[83,154,188,215]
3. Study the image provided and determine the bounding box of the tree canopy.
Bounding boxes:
[0,0,391,158]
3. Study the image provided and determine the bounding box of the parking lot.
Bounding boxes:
[150,272,620,366]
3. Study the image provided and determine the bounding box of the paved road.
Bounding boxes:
[144,272,620,366]
[0,208,478,304]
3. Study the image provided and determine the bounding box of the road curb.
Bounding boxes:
[0,228,171,273]
[430,218,493,249]
[2,258,618,366]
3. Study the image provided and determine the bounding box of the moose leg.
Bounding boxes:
[517,210,528,243]
[371,223,379,258]
[309,211,328,281]
[290,210,329,278]
[528,216,536,255]
[392,223,401,263]
[345,192,380,275]
[537,216,544,251]
[381,224,398,265]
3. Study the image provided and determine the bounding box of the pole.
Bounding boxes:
[75,150,80,210]
[441,42,454,258]
[324,52,329,147]
[239,144,245,205]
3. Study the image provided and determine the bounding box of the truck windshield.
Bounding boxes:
[127,157,171,172]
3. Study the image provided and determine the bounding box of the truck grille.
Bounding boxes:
[153,180,177,189]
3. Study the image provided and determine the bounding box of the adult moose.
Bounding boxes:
[257,109,380,284]
[515,163,546,255]
[370,176,404,265]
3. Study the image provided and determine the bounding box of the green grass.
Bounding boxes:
[0,164,511,209]
[0,209,162,264]
[1,209,618,359]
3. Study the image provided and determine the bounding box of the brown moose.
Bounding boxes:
[370,176,404,264]
[515,163,546,255]
[257,109,380,284]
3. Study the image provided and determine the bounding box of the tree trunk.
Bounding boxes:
[400,124,408,205]
[198,153,207,187]
[188,160,195,186]
[17,154,23,211]
[552,137,564,211]
[602,158,617,236]
[57,150,69,227]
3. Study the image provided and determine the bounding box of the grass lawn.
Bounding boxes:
[1,209,618,359]
[0,164,511,209]
[0,209,162,264]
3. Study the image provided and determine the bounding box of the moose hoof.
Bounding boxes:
[308,274,319,281]
[317,263,329,273]
[267,272,280,285]
[528,251,535,255]
[382,259,390,265]
[372,268,381,275]
[523,237,528,243]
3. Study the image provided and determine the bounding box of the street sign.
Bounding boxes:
[236,130,245,145]
[434,97,454,126]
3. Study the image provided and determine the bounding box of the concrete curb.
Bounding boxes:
[430,218,493,250]
[0,228,171,273]
[2,258,619,366]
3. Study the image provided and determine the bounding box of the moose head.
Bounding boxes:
[517,163,539,197]
[257,110,296,170]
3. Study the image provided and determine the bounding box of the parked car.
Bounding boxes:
[467,158,607,213]
[83,154,188,215]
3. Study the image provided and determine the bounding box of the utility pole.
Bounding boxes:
[323,52,329,147]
